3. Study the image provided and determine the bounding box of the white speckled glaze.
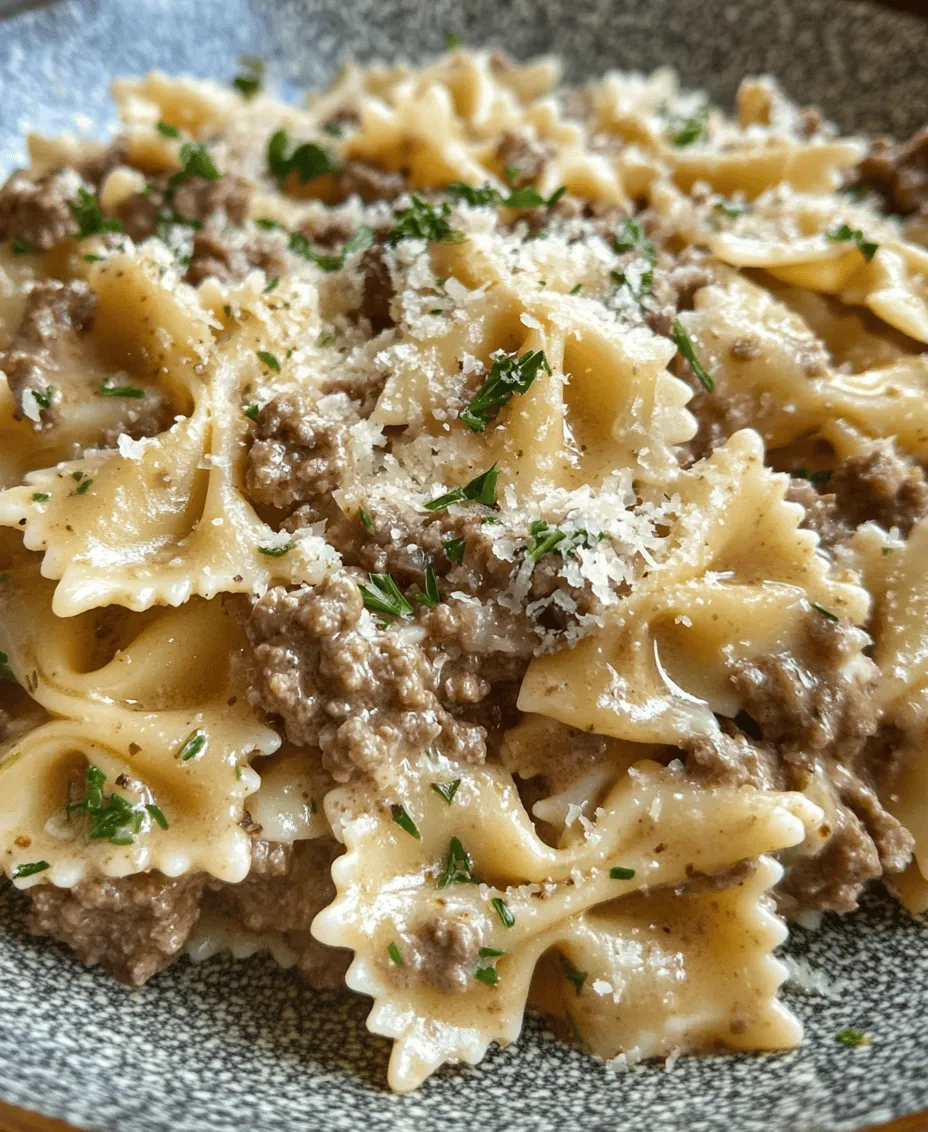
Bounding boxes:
[1,1,927,1129]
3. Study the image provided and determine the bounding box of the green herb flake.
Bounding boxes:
[412,565,441,607]
[793,467,831,485]
[172,142,221,186]
[446,181,565,210]
[503,164,519,185]
[474,966,499,986]
[66,765,149,845]
[145,803,169,830]
[13,861,50,879]
[358,507,374,531]
[670,106,710,147]
[177,729,208,762]
[75,477,94,496]
[614,218,657,263]
[446,31,462,49]
[609,865,636,880]
[30,386,56,412]
[31,492,50,503]
[391,804,421,840]
[323,120,344,137]
[267,129,341,184]
[388,195,466,246]
[316,330,336,348]
[479,946,505,958]
[491,896,515,928]
[289,225,373,272]
[569,283,583,294]
[461,349,551,433]
[672,319,714,392]
[243,403,260,422]
[156,120,181,139]
[256,349,281,372]
[70,188,123,239]
[425,464,499,512]
[527,519,567,562]
[257,541,295,557]
[264,276,280,293]
[561,957,588,995]
[713,199,749,220]
[437,836,477,888]
[825,223,879,262]
[82,254,103,263]
[11,237,32,255]
[388,941,404,965]
[71,470,85,481]
[0,649,13,682]
[881,547,896,556]
[431,779,461,805]
[233,55,265,98]
[359,572,415,619]
[811,602,839,622]
[835,1028,872,1047]
[443,536,465,565]
[99,382,144,398]
[255,217,283,230]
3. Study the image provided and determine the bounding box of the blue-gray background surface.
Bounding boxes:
[1,2,927,1130]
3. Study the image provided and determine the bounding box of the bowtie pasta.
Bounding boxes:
[1,46,926,1089]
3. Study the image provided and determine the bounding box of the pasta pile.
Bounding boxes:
[1,49,926,1091]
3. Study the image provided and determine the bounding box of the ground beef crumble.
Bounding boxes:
[0,168,84,250]
[0,278,96,428]
[856,127,928,217]
[395,915,481,995]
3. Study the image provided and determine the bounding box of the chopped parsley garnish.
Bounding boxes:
[825,223,878,262]
[431,779,461,805]
[31,492,50,503]
[491,896,515,928]
[503,164,519,185]
[881,546,896,556]
[359,573,415,619]
[388,195,466,246]
[713,199,749,220]
[11,237,32,255]
[156,120,181,139]
[255,217,284,230]
[609,865,636,880]
[424,464,499,511]
[288,225,373,272]
[437,836,477,887]
[561,957,588,995]
[264,276,280,293]
[257,541,295,557]
[316,330,336,348]
[267,129,341,184]
[70,188,123,239]
[13,861,50,879]
[446,181,566,210]
[811,602,839,622]
[793,467,831,485]
[82,254,103,263]
[233,55,265,98]
[391,804,421,840]
[67,765,160,845]
[71,470,86,481]
[0,651,14,682]
[443,536,465,565]
[461,349,551,433]
[323,120,344,137]
[256,349,281,372]
[75,478,94,496]
[30,386,56,411]
[146,803,169,830]
[474,966,499,986]
[479,946,505,958]
[670,106,710,147]
[835,1028,872,1047]
[569,283,583,295]
[526,519,567,561]
[388,941,404,965]
[177,729,208,761]
[99,382,144,398]
[243,403,260,422]
[412,565,441,607]
[446,31,462,49]
[169,143,221,189]
[672,319,714,392]
[614,218,656,262]
[358,507,374,531]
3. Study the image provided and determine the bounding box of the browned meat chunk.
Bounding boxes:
[779,811,882,915]
[337,160,406,203]
[245,392,349,510]
[184,228,288,287]
[242,571,485,781]
[26,872,206,986]
[496,132,548,187]
[0,168,83,250]
[857,127,928,216]
[644,252,715,339]
[396,915,481,995]
[0,279,96,429]
[356,243,395,332]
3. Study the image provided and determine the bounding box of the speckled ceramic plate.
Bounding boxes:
[1,2,928,1130]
